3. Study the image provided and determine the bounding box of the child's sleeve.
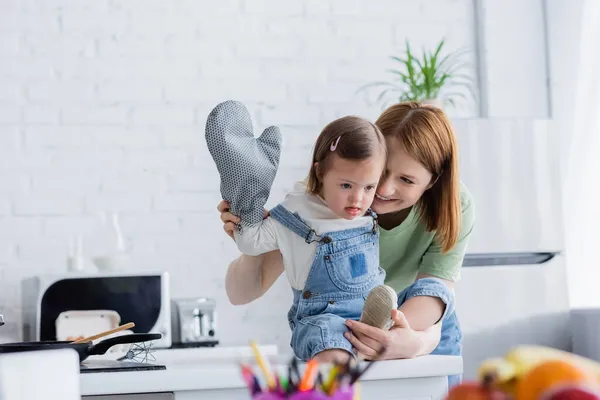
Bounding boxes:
[233,217,279,256]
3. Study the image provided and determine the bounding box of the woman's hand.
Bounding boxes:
[217,200,270,239]
[344,309,437,360]
[217,200,241,239]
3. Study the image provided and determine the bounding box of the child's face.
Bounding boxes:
[319,154,385,220]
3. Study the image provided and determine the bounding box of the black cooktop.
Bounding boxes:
[80,360,166,374]
[170,340,219,349]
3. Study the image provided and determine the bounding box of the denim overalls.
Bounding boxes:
[270,204,463,388]
[270,204,386,360]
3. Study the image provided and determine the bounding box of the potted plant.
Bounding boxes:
[358,38,478,109]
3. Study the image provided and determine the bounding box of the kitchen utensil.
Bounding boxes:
[72,322,135,343]
[0,333,161,363]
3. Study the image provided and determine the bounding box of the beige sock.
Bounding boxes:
[360,285,397,330]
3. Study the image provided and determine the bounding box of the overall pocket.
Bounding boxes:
[324,241,379,293]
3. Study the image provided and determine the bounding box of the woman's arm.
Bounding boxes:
[413,322,443,356]
[394,188,474,353]
[399,273,454,331]
[345,309,442,359]
[386,274,450,358]
[225,250,285,305]
[355,274,452,358]
[219,200,285,305]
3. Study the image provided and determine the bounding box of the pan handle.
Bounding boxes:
[88,333,162,356]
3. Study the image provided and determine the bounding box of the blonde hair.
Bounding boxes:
[307,116,386,195]
[375,102,461,253]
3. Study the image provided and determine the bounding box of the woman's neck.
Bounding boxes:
[378,207,412,230]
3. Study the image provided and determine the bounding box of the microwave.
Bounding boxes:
[21,271,172,348]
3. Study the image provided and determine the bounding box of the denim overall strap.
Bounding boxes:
[270,204,329,244]
[365,208,378,234]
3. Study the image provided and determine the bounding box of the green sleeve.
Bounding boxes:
[418,186,475,281]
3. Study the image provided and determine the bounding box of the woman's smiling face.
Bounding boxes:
[371,137,434,215]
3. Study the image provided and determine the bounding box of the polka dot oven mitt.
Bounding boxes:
[205,100,283,228]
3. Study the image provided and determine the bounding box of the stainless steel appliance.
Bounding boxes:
[170,297,218,347]
[21,271,172,349]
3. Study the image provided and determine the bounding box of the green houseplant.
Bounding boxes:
[358,39,477,109]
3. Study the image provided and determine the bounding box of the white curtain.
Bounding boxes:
[562,0,600,308]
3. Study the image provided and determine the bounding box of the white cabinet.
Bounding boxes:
[83,395,174,400]
[80,355,461,400]
[174,376,447,400]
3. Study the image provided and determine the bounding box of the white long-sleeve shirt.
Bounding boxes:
[234,181,373,290]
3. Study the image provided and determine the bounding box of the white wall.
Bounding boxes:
[0,0,479,346]
[475,0,550,117]
[546,0,600,310]
[0,0,556,356]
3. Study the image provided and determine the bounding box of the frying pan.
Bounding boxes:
[0,333,161,362]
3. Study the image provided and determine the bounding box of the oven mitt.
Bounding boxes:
[205,100,283,228]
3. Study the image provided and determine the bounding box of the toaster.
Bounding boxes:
[170,297,219,347]
[21,271,172,348]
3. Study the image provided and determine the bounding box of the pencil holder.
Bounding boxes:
[242,340,377,400]
[252,387,354,399]
[252,394,285,400]
[289,390,351,400]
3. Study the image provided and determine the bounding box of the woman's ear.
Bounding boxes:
[427,171,442,190]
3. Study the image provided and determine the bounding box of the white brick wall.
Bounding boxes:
[0,0,478,349]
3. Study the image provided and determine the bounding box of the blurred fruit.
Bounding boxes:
[479,346,600,386]
[479,357,518,394]
[446,378,506,400]
[542,385,600,400]
[515,360,597,400]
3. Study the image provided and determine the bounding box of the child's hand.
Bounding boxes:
[217,200,269,239]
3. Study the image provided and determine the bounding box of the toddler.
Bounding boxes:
[233,116,394,363]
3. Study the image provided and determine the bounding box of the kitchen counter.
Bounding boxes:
[80,348,462,400]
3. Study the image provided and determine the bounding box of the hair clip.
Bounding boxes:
[330,136,341,151]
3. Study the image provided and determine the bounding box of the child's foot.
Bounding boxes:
[360,285,397,330]
[312,349,352,364]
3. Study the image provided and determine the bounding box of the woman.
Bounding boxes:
[218,101,474,387]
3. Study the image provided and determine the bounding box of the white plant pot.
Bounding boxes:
[421,98,443,108]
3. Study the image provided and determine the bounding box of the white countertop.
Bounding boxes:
[80,346,463,396]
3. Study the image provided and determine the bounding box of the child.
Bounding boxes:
[232,115,394,363]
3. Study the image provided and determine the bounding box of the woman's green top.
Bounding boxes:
[379,183,475,291]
